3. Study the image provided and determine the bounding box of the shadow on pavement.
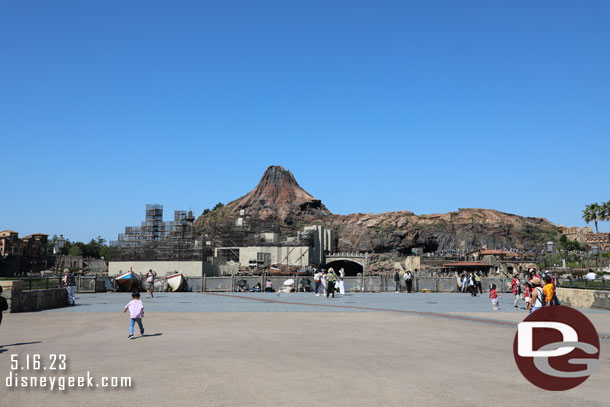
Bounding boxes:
[0,341,42,353]
[137,333,163,339]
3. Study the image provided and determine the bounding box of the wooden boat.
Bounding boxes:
[167,272,187,292]
[268,266,296,276]
[115,270,140,292]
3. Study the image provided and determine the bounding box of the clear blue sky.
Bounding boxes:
[1,0,609,242]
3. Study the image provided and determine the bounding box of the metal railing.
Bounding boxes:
[557,277,607,291]
[0,277,63,291]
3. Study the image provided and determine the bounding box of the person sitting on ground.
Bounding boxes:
[251,282,261,292]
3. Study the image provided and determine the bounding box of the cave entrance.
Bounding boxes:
[323,260,363,276]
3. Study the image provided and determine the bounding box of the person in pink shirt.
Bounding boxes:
[123,292,144,339]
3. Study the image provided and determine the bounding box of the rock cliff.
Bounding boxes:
[195,166,558,256]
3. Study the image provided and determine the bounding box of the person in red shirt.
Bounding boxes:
[522,282,532,309]
[489,284,499,310]
[510,274,521,309]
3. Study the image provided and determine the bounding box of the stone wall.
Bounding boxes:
[0,280,68,312]
[0,280,23,312]
[20,288,68,312]
[556,288,610,310]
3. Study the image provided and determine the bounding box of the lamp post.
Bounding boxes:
[592,245,600,270]
[545,241,554,270]
[55,235,65,274]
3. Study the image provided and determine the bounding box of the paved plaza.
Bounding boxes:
[1,292,609,407]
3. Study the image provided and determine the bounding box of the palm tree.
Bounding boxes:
[582,203,601,234]
[600,201,610,224]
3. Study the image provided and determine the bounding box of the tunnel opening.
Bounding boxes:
[323,260,363,276]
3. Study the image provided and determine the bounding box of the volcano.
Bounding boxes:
[195,166,331,227]
[194,165,559,261]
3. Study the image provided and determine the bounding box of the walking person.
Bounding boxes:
[145,269,156,298]
[550,273,561,305]
[314,269,322,296]
[526,277,544,314]
[320,269,327,297]
[63,268,76,306]
[489,284,500,310]
[510,274,522,308]
[123,291,144,339]
[468,273,477,296]
[542,275,555,307]
[326,268,336,298]
[394,269,401,293]
[338,267,345,296]
[461,274,468,293]
[0,286,8,327]
[474,272,483,294]
[404,271,413,293]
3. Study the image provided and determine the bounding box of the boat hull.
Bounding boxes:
[167,273,187,292]
[115,272,140,292]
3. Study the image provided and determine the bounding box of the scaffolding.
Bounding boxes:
[110,204,213,261]
[110,204,315,264]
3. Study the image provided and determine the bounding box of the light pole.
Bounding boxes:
[55,235,65,274]
[545,241,554,270]
[592,245,600,270]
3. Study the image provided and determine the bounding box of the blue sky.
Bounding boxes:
[1,0,609,242]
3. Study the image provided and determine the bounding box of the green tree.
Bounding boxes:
[582,202,602,234]
[213,202,224,211]
[600,200,610,224]
[69,245,82,256]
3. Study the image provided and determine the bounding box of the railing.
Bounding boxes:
[0,277,63,291]
[557,277,608,291]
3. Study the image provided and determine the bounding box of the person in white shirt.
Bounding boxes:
[338,267,345,295]
[314,270,322,296]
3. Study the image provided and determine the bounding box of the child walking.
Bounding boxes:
[123,292,144,339]
[489,284,500,310]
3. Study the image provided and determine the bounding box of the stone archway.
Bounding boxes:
[324,260,363,276]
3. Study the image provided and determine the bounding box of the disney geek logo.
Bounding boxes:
[513,305,600,391]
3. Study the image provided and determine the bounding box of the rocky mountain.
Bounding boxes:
[194,166,331,232]
[195,166,558,257]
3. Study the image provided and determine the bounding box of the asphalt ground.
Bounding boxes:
[1,292,608,407]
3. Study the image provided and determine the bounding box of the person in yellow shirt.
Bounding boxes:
[542,275,554,306]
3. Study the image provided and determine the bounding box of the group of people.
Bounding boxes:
[393,270,414,293]
[313,267,345,298]
[510,270,560,313]
[458,272,483,296]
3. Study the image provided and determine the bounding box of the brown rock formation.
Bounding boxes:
[195,166,558,256]
[194,166,331,231]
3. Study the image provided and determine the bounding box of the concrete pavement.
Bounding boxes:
[1,293,608,407]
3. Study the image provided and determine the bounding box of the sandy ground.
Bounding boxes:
[0,294,608,407]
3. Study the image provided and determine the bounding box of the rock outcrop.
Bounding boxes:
[195,166,558,255]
